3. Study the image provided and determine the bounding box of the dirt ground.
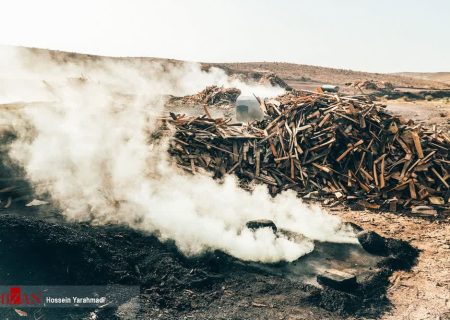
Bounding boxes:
[395,72,450,86]
[0,210,417,320]
[334,208,450,320]
[385,100,450,128]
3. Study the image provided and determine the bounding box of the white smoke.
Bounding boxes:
[169,63,285,97]
[1,46,356,263]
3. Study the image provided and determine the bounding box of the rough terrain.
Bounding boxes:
[335,208,450,320]
[0,210,416,320]
[0,46,449,319]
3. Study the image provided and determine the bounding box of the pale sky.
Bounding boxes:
[0,0,448,73]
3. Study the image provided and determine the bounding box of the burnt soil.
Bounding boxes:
[0,208,417,320]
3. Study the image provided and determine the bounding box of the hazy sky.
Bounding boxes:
[0,0,448,72]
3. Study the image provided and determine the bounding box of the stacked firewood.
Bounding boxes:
[164,91,450,214]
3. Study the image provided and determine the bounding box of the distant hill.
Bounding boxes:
[394,72,450,85]
[207,62,450,90]
[10,46,450,90]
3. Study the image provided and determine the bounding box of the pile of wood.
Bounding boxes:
[164,91,450,214]
[178,86,242,106]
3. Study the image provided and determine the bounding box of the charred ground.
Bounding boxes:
[0,209,417,320]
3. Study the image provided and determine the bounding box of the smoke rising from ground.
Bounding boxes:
[2,46,356,263]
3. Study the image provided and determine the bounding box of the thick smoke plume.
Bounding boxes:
[1,46,356,262]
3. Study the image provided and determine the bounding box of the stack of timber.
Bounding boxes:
[164,91,450,215]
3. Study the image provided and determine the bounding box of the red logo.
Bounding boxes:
[9,287,21,305]
[0,287,42,305]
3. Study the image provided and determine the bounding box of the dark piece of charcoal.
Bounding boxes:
[317,269,357,291]
[357,230,388,255]
[245,219,277,233]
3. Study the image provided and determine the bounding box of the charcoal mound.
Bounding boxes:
[0,214,418,320]
[0,214,230,289]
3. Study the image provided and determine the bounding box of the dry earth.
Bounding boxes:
[335,209,450,320]
[385,100,450,128]
[395,72,450,86]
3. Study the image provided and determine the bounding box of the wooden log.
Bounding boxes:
[388,198,397,212]
[203,105,212,119]
[309,138,336,151]
[232,141,238,163]
[269,138,278,157]
[227,161,241,174]
[431,167,449,189]
[409,179,417,199]
[336,140,364,162]
[290,158,295,179]
[318,113,331,128]
[347,170,352,187]
[255,147,260,177]
[373,162,379,187]
[396,137,413,161]
[379,156,385,189]
[312,163,331,173]
[359,167,373,182]
[411,131,424,159]
[190,158,196,174]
